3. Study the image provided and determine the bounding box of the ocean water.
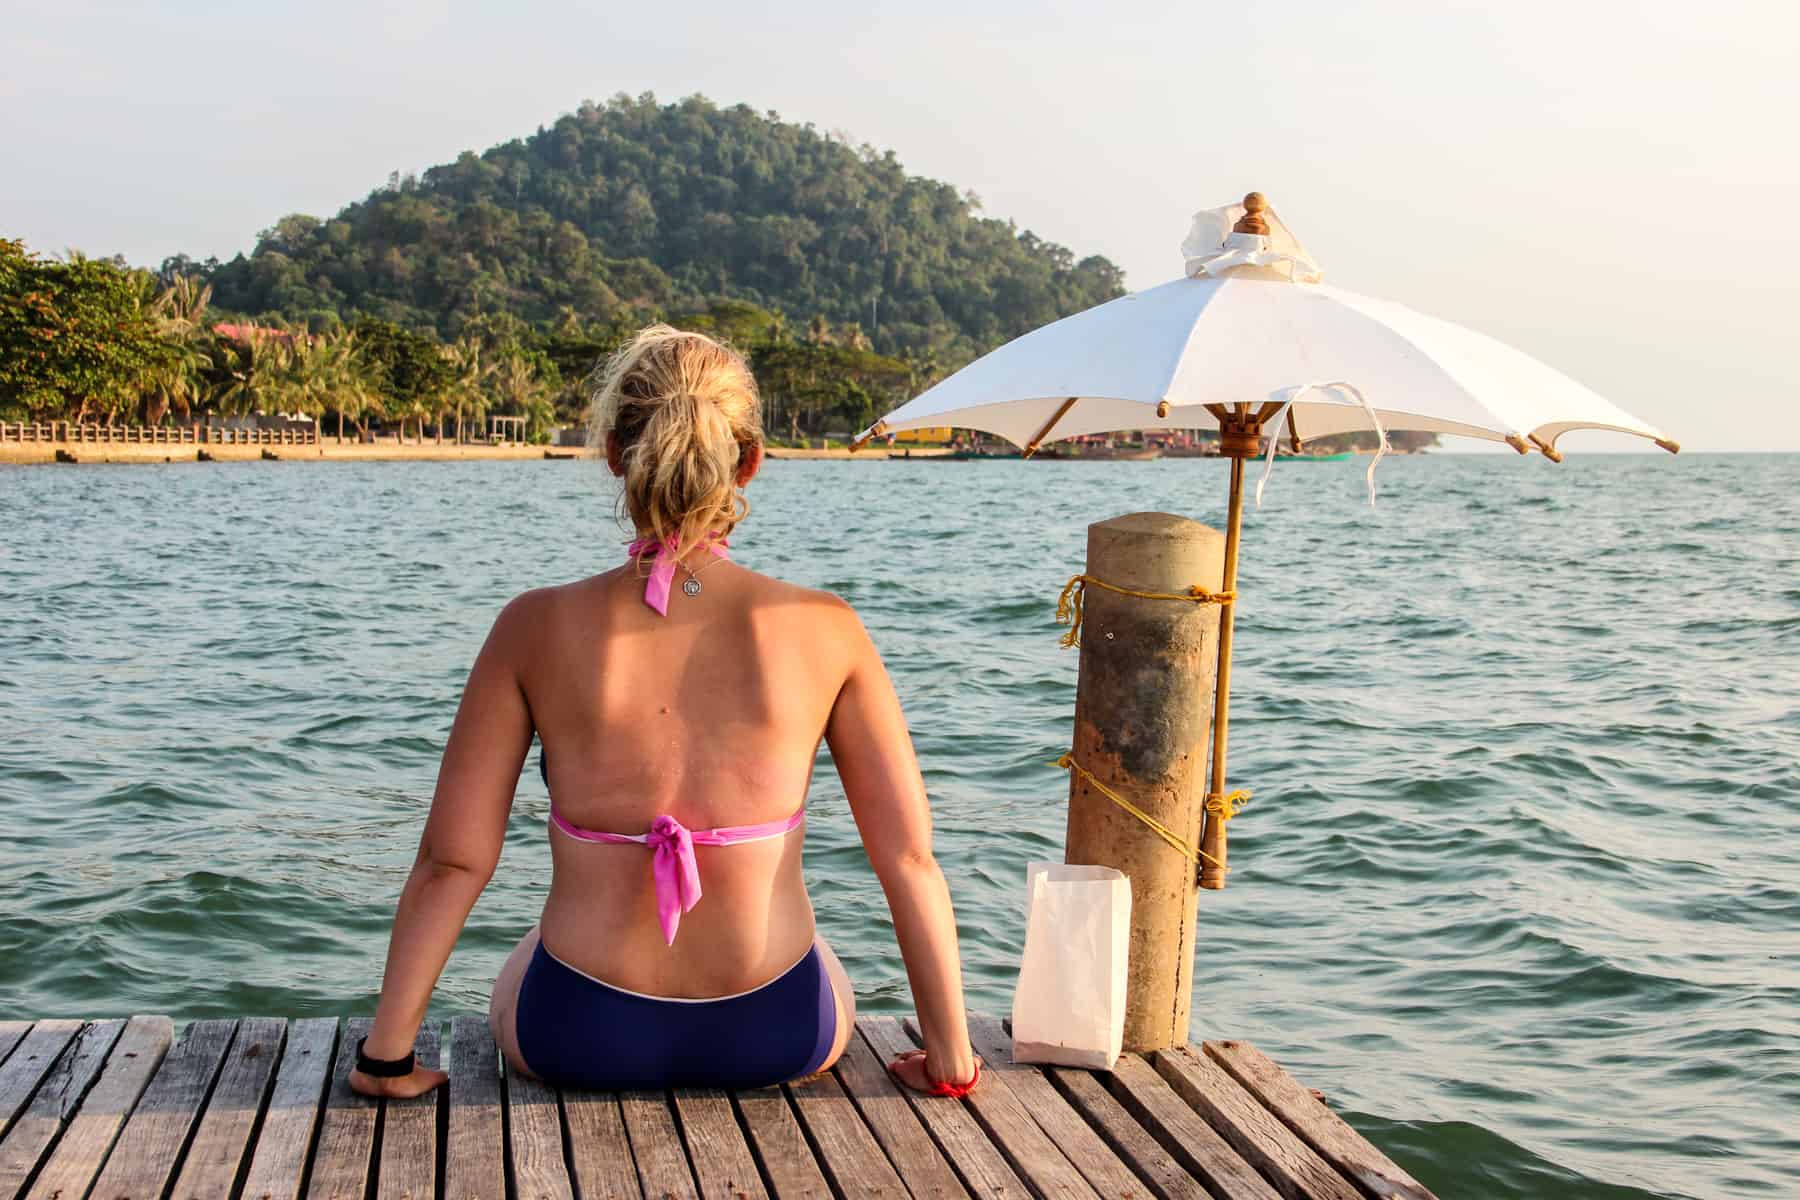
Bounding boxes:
[0,452,1794,1199]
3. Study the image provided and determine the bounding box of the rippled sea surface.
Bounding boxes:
[1,452,1795,1198]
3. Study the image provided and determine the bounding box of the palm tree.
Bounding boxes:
[491,352,554,442]
[316,335,375,444]
[443,338,494,445]
[838,321,872,352]
[215,329,291,423]
[284,332,369,443]
[141,276,215,426]
[387,389,430,445]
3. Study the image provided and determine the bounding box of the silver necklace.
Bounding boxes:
[680,553,726,597]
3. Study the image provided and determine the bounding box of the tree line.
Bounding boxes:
[5,94,1132,443]
[1,238,942,442]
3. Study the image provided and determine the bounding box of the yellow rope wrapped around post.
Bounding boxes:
[1054,753,1251,877]
[1054,573,1234,648]
[1205,789,1251,824]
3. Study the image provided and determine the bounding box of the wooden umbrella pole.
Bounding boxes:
[1200,418,1252,889]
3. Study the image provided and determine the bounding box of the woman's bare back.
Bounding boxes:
[521,557,855,997]
[356,326,972,1101]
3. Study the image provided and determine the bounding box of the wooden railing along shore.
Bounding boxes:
[0,422,319,446]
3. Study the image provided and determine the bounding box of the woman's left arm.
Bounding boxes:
[351,595,539,1098]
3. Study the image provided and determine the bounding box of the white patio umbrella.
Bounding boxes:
[851,193,1679,886]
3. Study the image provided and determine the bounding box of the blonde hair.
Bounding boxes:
[587,325,763,554]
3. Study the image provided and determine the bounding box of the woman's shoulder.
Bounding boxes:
[738,568,861,623]
[488,577,609,641]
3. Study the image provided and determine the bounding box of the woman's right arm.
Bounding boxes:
[824,606,978,1088]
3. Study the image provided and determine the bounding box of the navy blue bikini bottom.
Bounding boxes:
[514,939,837,1090]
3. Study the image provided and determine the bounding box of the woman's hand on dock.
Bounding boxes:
[886,1047,982,1096]
[348,1062,450,1100]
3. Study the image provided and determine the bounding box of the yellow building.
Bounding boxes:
[894,427,953,443]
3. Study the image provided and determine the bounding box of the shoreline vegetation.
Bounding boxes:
[0,432,960,465]
[2,95,1127,459]
[0,236,953,453]
[3,94,1434,467]
[0,236,1432,467]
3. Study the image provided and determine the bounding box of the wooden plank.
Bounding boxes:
[505,1059,574,1200]
[900,1017,1096,1200]
[85,1018,237,1199]
[965,1015,1156,1200]
[732,1087,832,1199]
[304,1017,379,1200]
[444,1016,505,1200]
[1152,1048,1361,1200]
[168,1017,286,1199]
[673,1089,768,1199]
[0,1023,31,1072]
[831,1025,968,1200]
[856,1017,1027,1200]
[0,1019,126,1196]
[23,1016,173,1200]
[1040,1065,1209,1200]
[377,1020,441,1200]
[563,1089,642,1200]
[1106,1054,1281,1200]
[0,1020,84,1140]
[239,1017,337,1200]
[786,1069,909,1198]
[1202,1041,1438,1200]
[972,1017,1207,1200]
[620,1089,698,1200]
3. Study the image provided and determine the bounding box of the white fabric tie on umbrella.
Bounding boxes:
[856,199,1677,482]
[1256,381,1388,506]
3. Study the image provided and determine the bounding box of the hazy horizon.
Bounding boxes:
[7,0,1794,452]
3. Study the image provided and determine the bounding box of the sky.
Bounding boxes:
[5,0,1795,451]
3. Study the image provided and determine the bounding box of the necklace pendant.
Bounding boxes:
[682,578,702,597]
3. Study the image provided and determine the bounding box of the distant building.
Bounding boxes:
[212,323,318,347]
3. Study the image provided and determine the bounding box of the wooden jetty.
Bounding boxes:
[0,1012,1434,1200]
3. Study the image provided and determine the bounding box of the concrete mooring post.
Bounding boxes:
[1062,511,1226,1051]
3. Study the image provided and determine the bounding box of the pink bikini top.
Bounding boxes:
[627,534,729,616]
[550,806,805,945]
[544,533,802,947]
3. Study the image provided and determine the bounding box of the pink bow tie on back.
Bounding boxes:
[645,815,702,945]
[627,536,730,615]
[640,812,806,943]
[548,803,807,944]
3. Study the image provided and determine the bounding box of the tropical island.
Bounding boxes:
[3,92,1429,461]
[2,94,1124,453]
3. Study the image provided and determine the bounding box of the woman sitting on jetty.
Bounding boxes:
[348,326,979,1098]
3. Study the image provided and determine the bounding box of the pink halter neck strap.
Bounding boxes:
[549,807,805,944]
[626,536,731,616]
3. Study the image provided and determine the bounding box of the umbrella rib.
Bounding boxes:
[1023,397,1079,457]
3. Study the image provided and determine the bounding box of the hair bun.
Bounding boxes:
[588,326,762,553]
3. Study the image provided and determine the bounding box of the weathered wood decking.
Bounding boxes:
[0,1013,1435,1200]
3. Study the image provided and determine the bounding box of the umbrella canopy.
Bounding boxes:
[852,193,1679,894]
[856,200,1677,460]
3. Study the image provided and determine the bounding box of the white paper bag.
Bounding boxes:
[1009,861,1131,1070]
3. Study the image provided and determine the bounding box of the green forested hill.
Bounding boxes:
[182,93,1125,361]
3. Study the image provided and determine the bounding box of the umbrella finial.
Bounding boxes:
[1233,193,1269,236]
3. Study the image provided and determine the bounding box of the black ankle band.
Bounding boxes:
[354,1034,415,1078]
